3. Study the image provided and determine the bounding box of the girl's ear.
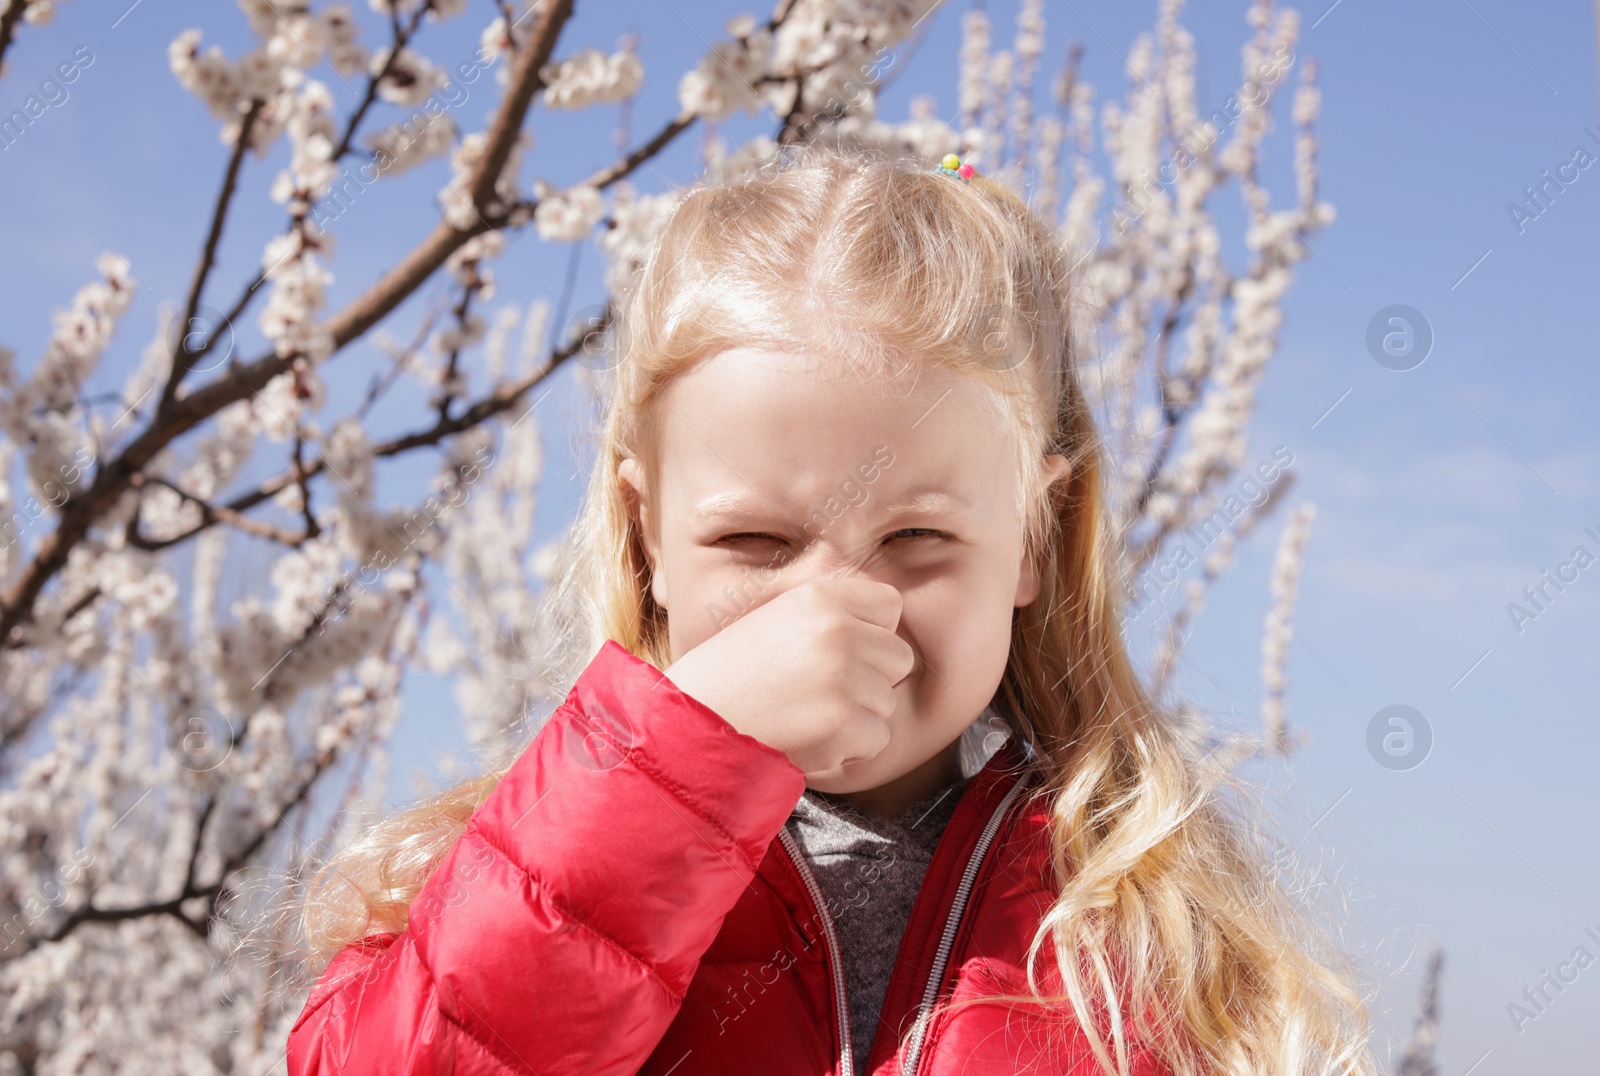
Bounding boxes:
[1015,453,1072,607]
[617,457,669,610]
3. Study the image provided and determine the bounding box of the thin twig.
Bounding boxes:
[330,1,434,162]
[358,292,450,420]
[292,422,321,540]
[158,99,266,414]
[0,0,579,649]
[437,277,478,422]
[125,474,308,550]
[126,322,597,554]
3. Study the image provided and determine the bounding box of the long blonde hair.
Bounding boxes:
[298,141,1374,1076]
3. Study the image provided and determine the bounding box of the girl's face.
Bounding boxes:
[623,346,1067,809]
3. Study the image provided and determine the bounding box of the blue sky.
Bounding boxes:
[2,0,1597,1070]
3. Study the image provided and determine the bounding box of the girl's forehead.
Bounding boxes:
[651,346,1020,512]
[662,345,997,421]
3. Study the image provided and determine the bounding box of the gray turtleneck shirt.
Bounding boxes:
[781,718,1008,1075]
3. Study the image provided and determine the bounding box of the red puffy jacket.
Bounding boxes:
[288,640,1169,1075]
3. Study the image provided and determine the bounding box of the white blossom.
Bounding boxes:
[1261,503,1315,754]
[438,130,529,229]
[678,30,770,121]
[258,244,335,363]
[541,46,643,110]
[479,8,536,73]
[598,183,677,303]
[20,0,61,27]
[0,3,1335,1068]
[372,0,469,16]
[270,76,339,210]
[365,112,458,177]
[370,45,445,107]
[255,362,324,444]
[533,182,604,242]
[773,11,832,74]
[262,6,366,75]
[168,29,248,122]
[958,9,989,129]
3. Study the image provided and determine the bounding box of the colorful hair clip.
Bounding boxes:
[937,153,978,182]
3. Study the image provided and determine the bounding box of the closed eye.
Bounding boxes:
[718,529,946,543]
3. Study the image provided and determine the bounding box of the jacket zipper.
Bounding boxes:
[777,825,855,1076]
[777,768,1030,1076]
[898,772,1029,1076]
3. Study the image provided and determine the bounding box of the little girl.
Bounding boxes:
[287,143,1374,1075]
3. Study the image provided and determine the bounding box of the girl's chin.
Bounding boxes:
[804,756,891,794]
[805,748,925,799]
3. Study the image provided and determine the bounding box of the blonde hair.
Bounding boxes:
[298,141,1375,1076]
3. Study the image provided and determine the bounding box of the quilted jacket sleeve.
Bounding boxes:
[287,639,808,1075]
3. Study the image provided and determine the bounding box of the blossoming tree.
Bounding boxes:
[0,0,1359,1068]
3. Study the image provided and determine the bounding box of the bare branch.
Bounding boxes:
[158,99,266,414]
[125,474,309,550]
[358,295,450,420]
[330,1,433,163]
[469,0,574,209]
[0,0,28,79]
[22,888,219,955]
[436,278,478,422]
[587,111,696,188]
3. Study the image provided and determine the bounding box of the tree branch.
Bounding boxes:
[125,474,309,550]
[584,111,696,190]
[20,727,343,956]
[0,0,28,80]
[157,99,266,415]
[469,0,574,209]
[25,888,220,954]
[1129,270,1197,520]
[122,321,597,554]
[436,277,478,422]
[0,0,579,649]
[358,294,449,420]
[330,1,433,162]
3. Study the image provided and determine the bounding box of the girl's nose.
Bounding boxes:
[780,536,883,591]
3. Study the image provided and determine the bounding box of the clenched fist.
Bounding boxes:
[662,578,916,782]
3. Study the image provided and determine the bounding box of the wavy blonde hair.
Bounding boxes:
[298,141,1375,1076]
